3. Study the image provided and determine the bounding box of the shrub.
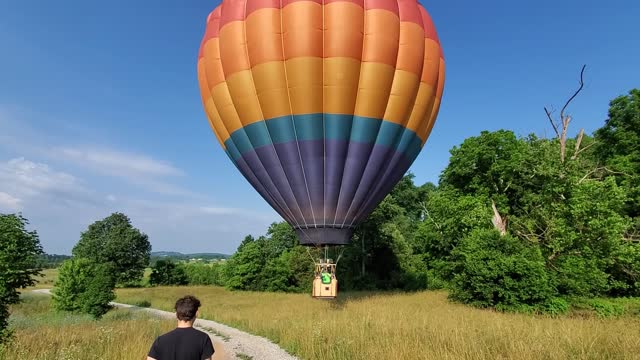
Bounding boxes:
[182,262,225,286]
[588,299,625,318]
[149,260,188,286]
[449,229,554,311]
[52,259,116,319]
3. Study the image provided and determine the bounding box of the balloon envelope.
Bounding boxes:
[197,0,445,246]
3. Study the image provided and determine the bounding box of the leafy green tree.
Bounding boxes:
[224,240,266,291]
[182,262,226,286]
[72,213,151,286]
[595,89,640,239]
[0,214,43,343]
[52,258,116,319]
[450,229,554,311]
[149,260,188,286]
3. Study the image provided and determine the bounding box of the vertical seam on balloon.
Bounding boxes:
[341,5,404,228]
[241,0,313,234]
[322,0,326,230]
[331,0,366,229]
[214,3,302,228]
[349,5,431,225]
[278,0,317,241]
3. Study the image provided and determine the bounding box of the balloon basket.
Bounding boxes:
[312,259,338,299]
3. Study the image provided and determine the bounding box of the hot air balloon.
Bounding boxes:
[197,0,445,298]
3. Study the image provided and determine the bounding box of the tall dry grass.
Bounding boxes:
[1,293,175,360]
[25,268,59,290]
[118,286,640,360]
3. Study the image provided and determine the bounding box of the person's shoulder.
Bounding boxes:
[190,327,211,338]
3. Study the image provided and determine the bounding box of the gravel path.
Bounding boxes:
[32,289,299,360]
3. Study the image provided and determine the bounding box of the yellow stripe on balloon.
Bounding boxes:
[211,82,244,135]
[285,57,324,115]
[354,62,396,119]
[198,59,231,145]
[324,57,361,115]
[421,58,446,143]
[383,70,421,126]
[251,61,291,120]
[405,82,436,137]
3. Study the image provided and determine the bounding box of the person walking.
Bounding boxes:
[147,295,215,360]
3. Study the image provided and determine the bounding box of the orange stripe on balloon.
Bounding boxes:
[396,22,424,76]
[362,10,400,67]
[324,2,364,60]
[246,8,284,63]
[282,2,323,59]
[219,21,251,76]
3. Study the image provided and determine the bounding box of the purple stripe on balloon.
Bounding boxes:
[297,140,325,225]
[237,140,414,229]
[324,139,349,225]
[233,155,297,225]
[334,142,376,222]
[351,149,416,225]
[253,143,314,222]
[341,144,404,225]
[240,149,306,225]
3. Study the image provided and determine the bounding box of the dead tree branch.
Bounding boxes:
[543,65,587,162]
[491,200,507,236]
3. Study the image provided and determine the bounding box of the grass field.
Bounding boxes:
[1,293,175,360]
[117,286,640,360]
[25,268,59,289]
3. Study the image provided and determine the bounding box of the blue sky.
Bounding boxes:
[1,0,638,255]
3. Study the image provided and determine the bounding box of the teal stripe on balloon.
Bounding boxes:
[225,114,421,161]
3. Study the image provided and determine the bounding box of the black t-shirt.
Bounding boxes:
[148,327,215,360]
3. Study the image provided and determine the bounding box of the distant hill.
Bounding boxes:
[151,251,229,261]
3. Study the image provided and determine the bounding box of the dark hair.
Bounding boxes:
[175,295,201,321]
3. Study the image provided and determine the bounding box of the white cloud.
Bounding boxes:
[0,192,22,211]
[0,157,101,208]
[53,147,184,178]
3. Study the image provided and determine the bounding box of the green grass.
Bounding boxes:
[1,293,175,360]
[117,286,640,360]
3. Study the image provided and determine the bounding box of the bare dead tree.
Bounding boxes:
[544,65,587,163]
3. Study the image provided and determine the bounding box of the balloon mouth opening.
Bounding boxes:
[295,227,354,246]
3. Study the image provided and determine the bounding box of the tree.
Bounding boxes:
[149,260,188,286]
[450,229,555,311]
[595,89,640,240]
[0,214,43,343]
[72,213,151,285]
[52,258,116,319]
